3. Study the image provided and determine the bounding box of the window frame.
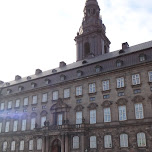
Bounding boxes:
[102,80,110,91]
[90,136,97,149]
[135,103,144,119]
[42,93,48,103]
[89,83,96,94]
[117,77,124,88]
[148,71,152,82]
[76,111,82,125]
[52,91,59,101]
[73,136,79,149]
[132,74,140,85]
[118,105,127,121]
[104,135,112,148]
[76,86,82,96]
[120,134,128,147]
[90,109,96,124]
[137,132,146,147]
[64,88,70,98]
[104,107,111,122]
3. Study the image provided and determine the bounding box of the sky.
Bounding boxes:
[0,0,152,82]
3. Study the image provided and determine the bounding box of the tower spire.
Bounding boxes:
[75,0,110,61]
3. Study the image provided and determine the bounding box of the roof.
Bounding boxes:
[0,40,152,88]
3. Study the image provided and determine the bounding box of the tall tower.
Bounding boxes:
[75,0,110,61]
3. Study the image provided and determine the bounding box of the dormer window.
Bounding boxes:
[77,70,83,77]
[18,86,24,91]
[27,76,31,80]
[7,89,12,95]
[60,75,66,81]
[31,82,37,88]
[52,69,57,73]
[139,54,146,62]
[95,65,102,73]
[116,60,123,67]
[82,60,87,64]
[45,78,50,85]
[6,82,10,86]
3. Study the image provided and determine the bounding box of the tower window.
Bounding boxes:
[84,42,90,57]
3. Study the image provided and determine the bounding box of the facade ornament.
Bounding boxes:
[116,98,128,105]
[101,100,113,107]
[87,103,98,109]
[132,95,145,103]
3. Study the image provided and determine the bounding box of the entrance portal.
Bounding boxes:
[51,139,61,152]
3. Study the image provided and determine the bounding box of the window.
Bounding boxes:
[0,122,2,133]
[60,75,66,81]
[15,99,20,107]
[135,103,144,119]
[42,105,46,109]
[77,70,83,77]
[31,82,36,88]
[0,102,4,110]
[76,86,82,96]
[23,109,27,113]
[37,139,42,150]
[41,116,46,127]
[32,95,37,104]
[95,66,102,73]
[103,94,110,99]
[139,54,146,62]
[73,136,79,149]
[31,118,36,130]
[53,91,58,100]
[137,132,146,147]
[116,60,123,67]
[29,140,33,150]
[134,89,141,94]
[89,83,96,93]
[148,71,152,82]
[57,114,63,125]
[120,134,128,147]
[90,110,96,124]
[132,74,140,85]
[32,107,36,111]
[90,136,96,148]
[76,99,82,103]
[13,120,18,132]
[104,135,112,148]
[3,141,7,151]
[21,119,26,131]
[104,108,111,122]
[23,97,28,106]
[76,111,82,124]
[19,140,24,150]
[64,89,70,98]
[8,101,12,109]
[5,121,10,132]
[11,141,16,151]
[42,93,48,102]
[90,97,95,101]
[117,77,124,88]
[119,106,127,121]
[102,80,109,91]
[118,92,124,97]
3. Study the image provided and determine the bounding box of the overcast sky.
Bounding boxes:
[0,0,152,82]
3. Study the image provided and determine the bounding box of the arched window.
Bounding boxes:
[73,136,79,149]
[137,132,146,147]
[11,141,16,151]
[29,140,33,150]
[104,135,112,148]
[19,140,24,150]
[90,136,96,148]
[37,138,42,150]
[84,42,90,57]
[120,134,128,147]
[3,141,7,151]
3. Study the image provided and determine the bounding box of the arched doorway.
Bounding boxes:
[51,139,61,152]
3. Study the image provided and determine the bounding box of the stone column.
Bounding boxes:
[45,136,49,152]
[81,134,85,152]
[65,135,69,152]
[61,135,65,152]
[42,137,45,152]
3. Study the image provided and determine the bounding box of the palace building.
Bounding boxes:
[0,0,152,152]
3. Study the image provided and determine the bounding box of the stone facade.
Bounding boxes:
[0,0,152,152]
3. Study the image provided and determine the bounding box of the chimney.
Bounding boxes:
[35,69,42,75]
[122,42,129,50]
[0,81,4,85]
[59,61,66,68]
[15,75,21,81]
